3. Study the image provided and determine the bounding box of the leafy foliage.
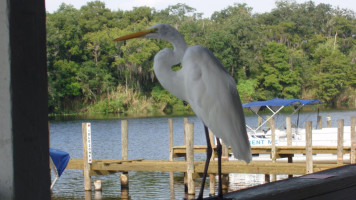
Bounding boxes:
[46,1,356,114]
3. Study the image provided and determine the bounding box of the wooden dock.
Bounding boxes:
[66,158,344,176]
[64,116,355,199]
[66,143,354,176]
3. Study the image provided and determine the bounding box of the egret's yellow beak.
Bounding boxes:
[114,28,158,42]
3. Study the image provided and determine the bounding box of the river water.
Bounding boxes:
[50,108,356,199]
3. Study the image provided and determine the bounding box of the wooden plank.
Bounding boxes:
[173,145,352,158]
[66,158,341,175]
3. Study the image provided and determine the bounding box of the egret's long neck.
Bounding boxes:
[153,33,188,100]
[171,33,187,63]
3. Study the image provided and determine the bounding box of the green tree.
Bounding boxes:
[257,42,302,99]
[45,1,356,113]
[311,39,351,104]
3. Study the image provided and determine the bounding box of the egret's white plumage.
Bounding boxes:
[115,23,252,198]
[140,24,252,162]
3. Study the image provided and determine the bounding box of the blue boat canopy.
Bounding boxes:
[242,98,322,134]
[243,98,322,109]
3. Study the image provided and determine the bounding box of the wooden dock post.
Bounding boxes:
[221,140,229,194]
[184,118,189,145]
[270,117,277,182]
[286,116,293,178]
[286,116,292,146]
[351,117,356,164]
[82,123,92,191]
[168,118,175,200]
[306,121,313,174]
[317,116,322,129]
[168,118,174,161]
[327,115,331,128]
[265,174,270,183]
[183,117,189,193]
[121,120,129,199]
[85,191,92,200]
[121,120,128,161]
[337,119,344,165]
[258,116,262,127]
[94,180,102,200]
[209,129,216,196]
[185,122,195,196]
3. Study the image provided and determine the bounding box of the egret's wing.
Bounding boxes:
[181,45,252,163]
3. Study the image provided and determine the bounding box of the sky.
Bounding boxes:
[45,0,356,18]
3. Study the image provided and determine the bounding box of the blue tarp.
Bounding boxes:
[49,148,70,177]
[243,98,322,108]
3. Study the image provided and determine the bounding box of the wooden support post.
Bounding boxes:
[317,116,322,129]
[351,117,356,164]
[183,117,189,193]
[85,191,92,200]
[327,115,331,128]
[288,156,293,178]
[170,171,175,200]
[186,122,195,196]
[168,118,175,199]
[286,116,292,146]
[337,119,344,165]
[221,140,229,194]
[266,115,271,129]
[184,118,189,146]
[168,118,173,161]
[306,121,313,174]
[270,117,276,162]
[208,129,216,196]
[286,116,293,178]
[209,173,216,196]
[270,117,277,182]
[94,180,102,191]
[82,123,92,191]
[264,174,270,183]
[209,129,215,154]
[258,116,262,127]
[120,173,129,200]
[121,120,129,199]
[121,120,128,161]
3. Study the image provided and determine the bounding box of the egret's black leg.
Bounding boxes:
[216,138,223,198]
[197,125,212,199]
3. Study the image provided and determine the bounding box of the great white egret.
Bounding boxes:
[114,24,251,199]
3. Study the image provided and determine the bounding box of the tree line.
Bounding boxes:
[47,0,356,114]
